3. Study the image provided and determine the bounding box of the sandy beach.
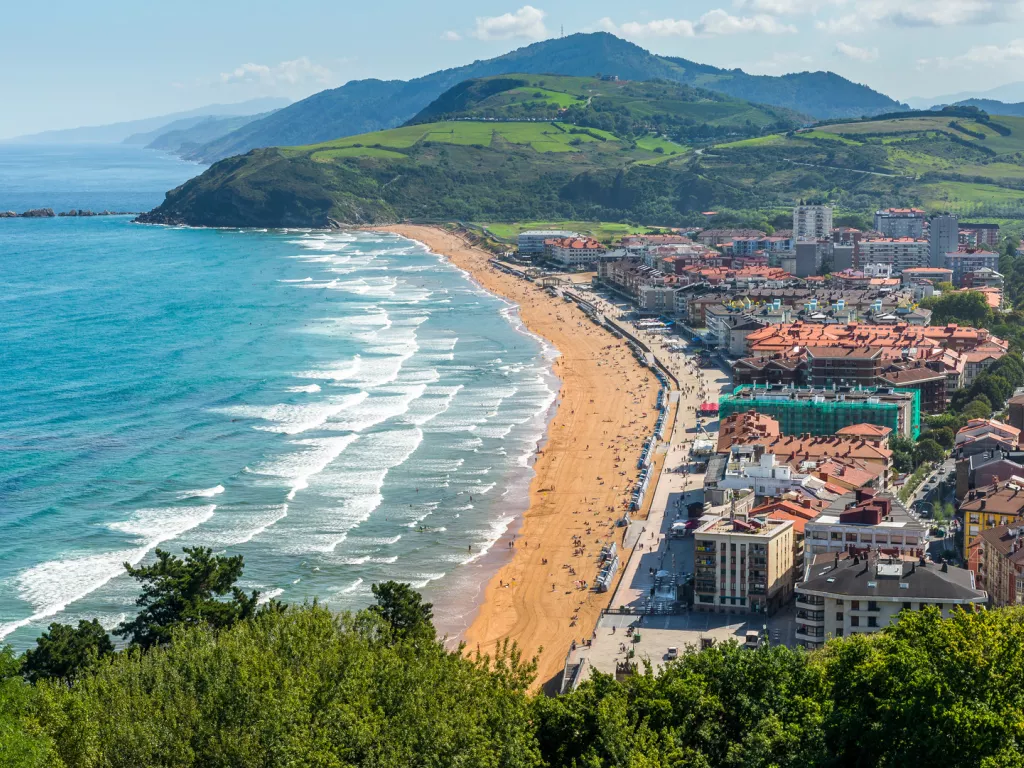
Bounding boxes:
[380,225,663,687]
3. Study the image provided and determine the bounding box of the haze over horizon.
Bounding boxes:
[4,0,1024,139]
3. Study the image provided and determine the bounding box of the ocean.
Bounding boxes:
[0,145,557,647]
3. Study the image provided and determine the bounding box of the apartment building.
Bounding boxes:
[794,552,986,648]
[874,208,926,239]
[693,515,795,615]
[858,238,930,274]
[959,222,1000,248]
[974,524,1024,606]
[517,229,578,256]
[961,479,1024,563]
[547,237,607,268]
[803,489,928,558]
[929,214,959,268]
[718,385,919,439]
[900,266,953,286]
[794,204,833,240]
[945,251,1001,288]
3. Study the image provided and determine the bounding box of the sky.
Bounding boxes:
[3,0,1024,137]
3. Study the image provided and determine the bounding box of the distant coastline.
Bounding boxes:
[1,208,138,219]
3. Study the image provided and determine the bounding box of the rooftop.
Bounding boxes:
[836,423,893,439]
[797,553,984,602]
[696,515,793,537]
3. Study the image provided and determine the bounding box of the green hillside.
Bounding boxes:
[139,81,1024,229]
[185,32,904,162]
[139,75,787,228]
[408,75,802,144]
[695,112,1024,218]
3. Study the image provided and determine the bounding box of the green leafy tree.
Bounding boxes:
[0,647,54,767]
[926,426,955,450]
[115,547,259,649]
[889,434,917,474]
[962,397,993,421]
[914,438,946,465]
[22,620,114,683]
[369,581,435,642]
[34,605,540,768]
[920,290,991,326]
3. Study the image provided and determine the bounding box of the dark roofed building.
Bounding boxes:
[794,552,985,648]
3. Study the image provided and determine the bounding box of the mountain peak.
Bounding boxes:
[186,33,903,163]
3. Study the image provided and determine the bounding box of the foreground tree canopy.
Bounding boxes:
[6,551,1024,766]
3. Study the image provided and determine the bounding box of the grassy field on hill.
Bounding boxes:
[139,77,1024,229]
[697,112,1024,219]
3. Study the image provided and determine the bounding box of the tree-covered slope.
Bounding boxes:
[663,57,904,120]
[189,33,903,162]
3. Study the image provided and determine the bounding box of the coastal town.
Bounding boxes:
[431,206,1024,689]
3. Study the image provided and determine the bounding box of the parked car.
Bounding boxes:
[665,647,679,661]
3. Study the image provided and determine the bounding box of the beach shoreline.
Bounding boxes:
[378,225,662,688]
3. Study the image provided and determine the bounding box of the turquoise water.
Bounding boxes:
[0,147,556,647]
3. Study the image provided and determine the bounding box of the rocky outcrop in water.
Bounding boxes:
[0,208,136,219]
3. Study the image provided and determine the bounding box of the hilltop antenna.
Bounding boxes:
[561,24,564,38]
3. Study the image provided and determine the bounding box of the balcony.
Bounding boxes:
[796,610,825,624]
[795,625,825,642]
[796,594,824,606]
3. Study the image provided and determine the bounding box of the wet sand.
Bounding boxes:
[379,225,662,687]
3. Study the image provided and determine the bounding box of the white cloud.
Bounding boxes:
[600,17,695,37]
[599,8,796,38]
[817,0,1021,32]
[472,5,548,40]
[735,0,836,14]
[698,9,797,33]
[441,30,462,41]
[219,57,332,87]
[920,37,1024,68]
[835,42,879,61]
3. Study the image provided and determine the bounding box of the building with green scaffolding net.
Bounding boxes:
[719,384,920,439]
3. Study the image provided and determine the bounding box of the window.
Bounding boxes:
[835,628,844,637]
[836,612,844,622]
[867,617,878,628]
[851,616,860,627]
[868,601,879,612]
[851,600,860,610]
[902,602,912,611]
[836,599,844,606]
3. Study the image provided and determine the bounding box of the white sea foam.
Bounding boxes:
[278,277,313,283]
[214,392,369,435]
[277,428,424,553]
[258,588,285,605]
[177,485,225,499]
[0,505,215,641]
[341,578,364,594]
[286,384,321,393]
[248,434,361,502]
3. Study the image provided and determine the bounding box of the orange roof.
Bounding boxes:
[746,321,1004,356]
[836,423,893,439]
[763,510,809,534]
[751,499,821,521]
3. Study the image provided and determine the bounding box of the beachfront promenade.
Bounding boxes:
[557,286,801,691]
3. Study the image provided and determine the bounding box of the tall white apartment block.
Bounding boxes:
[793,204,833,240]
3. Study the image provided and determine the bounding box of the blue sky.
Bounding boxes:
[3,0,1024,137]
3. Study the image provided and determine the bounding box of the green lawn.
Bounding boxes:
[477,220,663,242]
[713,134,786,149]
[797,130,862,145]
[920,180,1024,208]
[295,121,609,155]
[507,87,579,108]
[311,147,408,162]
[635,134,688,154]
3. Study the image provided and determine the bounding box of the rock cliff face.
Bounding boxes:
[0,211,17,218]
[20,208,55,217]
[0,208,135,219]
